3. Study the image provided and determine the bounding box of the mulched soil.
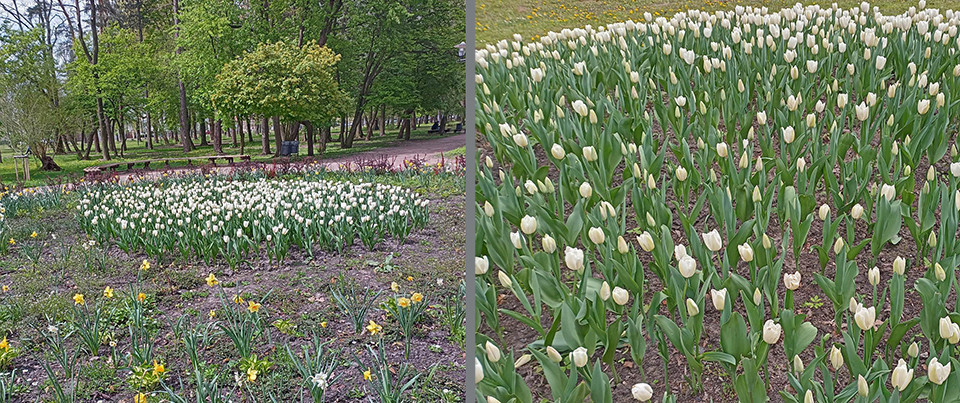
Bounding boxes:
[0,189,465,401]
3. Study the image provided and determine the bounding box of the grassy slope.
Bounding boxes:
[477,0,960,45]
[2,128,448,188]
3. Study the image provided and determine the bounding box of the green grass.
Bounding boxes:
[477,0,960,45]
[1,128,448,188]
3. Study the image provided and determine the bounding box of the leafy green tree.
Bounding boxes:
[210,40,348,153]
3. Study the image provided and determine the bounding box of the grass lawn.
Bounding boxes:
[1,127,451,188]
[476,0,960,45]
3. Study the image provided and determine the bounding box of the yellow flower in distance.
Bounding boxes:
[247,367,259,382]
[152,360,165,376]
[2,285,9,293]
[206,273,219,287]
[134,393,147,403]
[103,287,114,298]
[209,310,216,319]
[30,231,36,238]
[407,276,413,281]
[320,321,327,328]
[0,337,9,351]
[233,294,244,304]
[398,297,411,308]
[411,293,424,303]
[390,282,399,292]
[140,260,150,271]
[7,238,13,245]
[363,369,373,381]
[247,301,261,313]
[73,293,85,305]
[137,292,146,302]
[365,320,382,335]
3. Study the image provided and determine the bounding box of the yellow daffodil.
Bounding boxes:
[137,292,146,302]
[30,231,36,238]
[140,260,150,271]
[320,321,327,328]
[0,337,9,351]
[205,273,219,287]
[247,301,261,313]
[152,360,165,376]
[2,285,8,293]
[73,293,85,305]
[398,297,411,308]
[233,294,244,304]
[209,310,216,319]
[366,320,382,335]
[407,276,413,281]
[411,292,423,303]
[7,238,13,245]
[363,369,372,381]
[247,367,259,382]
[103,286,114,298]
[390,282,399,292]
[134,393,147,403]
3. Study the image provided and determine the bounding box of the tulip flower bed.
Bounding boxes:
[76,177,429,267]
[0,170,465,401]
[475,2,960,402]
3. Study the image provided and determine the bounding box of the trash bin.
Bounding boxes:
[280,141,300,156]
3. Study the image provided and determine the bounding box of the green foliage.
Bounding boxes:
[211,41,348,128]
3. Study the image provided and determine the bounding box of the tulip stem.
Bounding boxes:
[785,289,794,312]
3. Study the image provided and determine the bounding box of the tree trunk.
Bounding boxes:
[272,116,283,156]
[320,126,330,155]
[260,116,270,154]
[213,119,223,154]
[379,104,386,137]
[145,112,153,149]
[199,117,209,146]
[306,121,315,156]
[230,123,237,147]
[236,116,245,155]
[96,98,109,159]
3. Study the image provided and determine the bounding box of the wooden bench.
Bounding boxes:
[83,155,252,175]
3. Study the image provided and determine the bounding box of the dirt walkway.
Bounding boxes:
[90,132,467,185]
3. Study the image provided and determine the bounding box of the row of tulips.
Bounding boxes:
[76,175,430,267]
[475,2,960,402]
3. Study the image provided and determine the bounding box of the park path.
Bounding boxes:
[98,132,467,185]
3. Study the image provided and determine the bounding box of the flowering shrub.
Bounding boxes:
[76,177,430,266]
[475,2,960,402]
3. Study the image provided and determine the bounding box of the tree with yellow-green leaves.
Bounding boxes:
[210,41,349,153]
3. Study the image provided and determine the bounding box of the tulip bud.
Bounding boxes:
[579,182,592,198]
[893,256,906,275]
[588,227,605,245]
[857,375,868,397]
[830,346,843,370]
[851,203,863,219]
[762,234,772,249]
[546,346,562,362]
[738,243,754,262]
[475,357,484,383]
[819,204,830,220]
[612,287,629,306]
[675,165,688,181]
[582,146,598,162]
[797,157,806,172]
[483,201,494,217]
[514,354,531,368]
[716,142,728,158]
[793,355,805,373]
[804,390,814,403]
[571,347,588,368]
[485,341,502,363]
[752,186,762,202]
[711,288,727,310]
[753,288,762,306]
[685,298,699,316]
[908,342,919,357]
[551,144,566,159]
[782,126,796,144]
[617,236,629,254]
[935,262,946,281]
[510,232,522,249]
[868,267,880,286]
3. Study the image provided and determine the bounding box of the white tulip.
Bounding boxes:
[579,182,593,198]
[485,341,502,362]
[631,383,653,401]
[475,256,489,275]
[716,142,728,158]
[893,256,906,275]
[520,215,537,234]
[582,146,598,162]
[854,305,876,330]
[857,375,869,397]
[763,319,781,344]
[564,247,584,272]
[571,347,588,368]
[701,229,723,252]
[546,346,562,362]
[551,144,566,159]
[710,288,727,310]
[851,203,864,220]
[891,359,913,391]
[782,126,796,144]
[542,234,556,253]
[636,231,655,252]
[868,267,880,286]
[678,256,697,278]
[830,346,843,370]
[612,287,629,305]
[588,227,605,245]
[475,358,484,383]
[783,271,801,290]
[928,358,951,385]
[685,298,699,316]
[738,243,754,262]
